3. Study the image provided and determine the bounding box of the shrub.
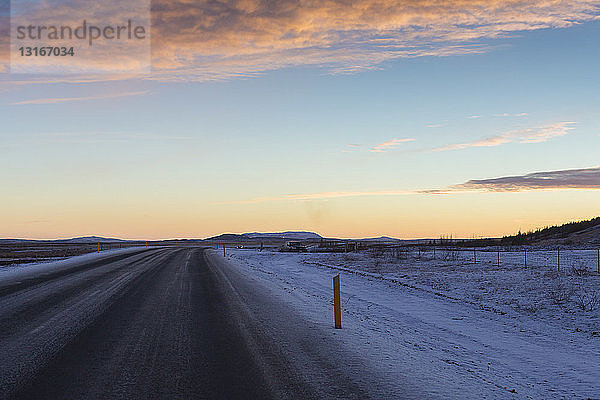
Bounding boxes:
[574,288,600,311]
[548,280,574,305]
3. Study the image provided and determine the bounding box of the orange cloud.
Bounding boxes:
[0,7,8,73]
[148,0,600,81]
[2,1,599,81]
[9,90,149,105]
[371,138,416,152]
[218,189,417,204]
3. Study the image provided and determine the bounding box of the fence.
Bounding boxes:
[368,246,600,274]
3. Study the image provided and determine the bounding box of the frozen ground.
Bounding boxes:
[0,246,147,281]
[304,247,600,335]
[226,248,600,399]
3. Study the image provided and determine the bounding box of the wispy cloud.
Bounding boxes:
[371,138,415,153]
[9,91,150,105]
[223,165,600,204]
[450,166,600,192]
[218,166,600,204]
[494,112,529,118]
[149,0,600,81]
[218,190,417,205]
[342,143,362,153]
[433,122,574,152]
[2,1,599,81]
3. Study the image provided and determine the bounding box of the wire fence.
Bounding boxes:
[369,246,600,274]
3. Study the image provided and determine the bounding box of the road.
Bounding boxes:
[0,247,386,400]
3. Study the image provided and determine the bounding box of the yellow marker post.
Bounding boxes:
[97,242,100,253]
[333,274,342,329]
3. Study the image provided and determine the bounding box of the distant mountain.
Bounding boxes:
[60,236,127,243]
[243,231,322,240]
[206,233,253,241]
[0,236,127,244]
[357,236,401,242]
[206,231,322,241]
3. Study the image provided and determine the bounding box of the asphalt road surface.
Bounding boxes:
[0,247,394,400]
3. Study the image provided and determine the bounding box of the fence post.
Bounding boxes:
[524,248,527,268]
[497,247,500,268]
[557,247,560,272]
[223,245,226,257]
[473,248,476,264]
[333,274,342,329]
[597,249,599,274]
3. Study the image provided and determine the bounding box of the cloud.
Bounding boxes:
[0,131,193,149]
[6,0,150,74]
[150,0,600,81]
[9,91,150,105]
[450,166,600,192]
[371,138,415,153]
[219,165,600,204]
[2,0,599,81]
[494,112,529,117]
[218,189,416,205]
[342,143,362,153]
[433,122,574,152]
[0,1,8,73]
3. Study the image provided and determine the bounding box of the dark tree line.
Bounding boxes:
[429,217,600,248]
[500,217,600,246]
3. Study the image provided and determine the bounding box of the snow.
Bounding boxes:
[0,247,148,283]
[222,248,600,399]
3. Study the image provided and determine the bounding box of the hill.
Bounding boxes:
[501,217,600,246]
[206,231,322,242]
[243,231,322,240]
[0,236,126,244]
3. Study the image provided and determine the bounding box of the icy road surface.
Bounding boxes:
[0,247,405,399]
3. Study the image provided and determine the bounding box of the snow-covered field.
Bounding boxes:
[307,247,600,335]
[225,248,600,399]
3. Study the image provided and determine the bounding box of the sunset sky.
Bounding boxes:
[1,0,599,239]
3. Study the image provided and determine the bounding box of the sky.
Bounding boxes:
[0,0,599,240]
